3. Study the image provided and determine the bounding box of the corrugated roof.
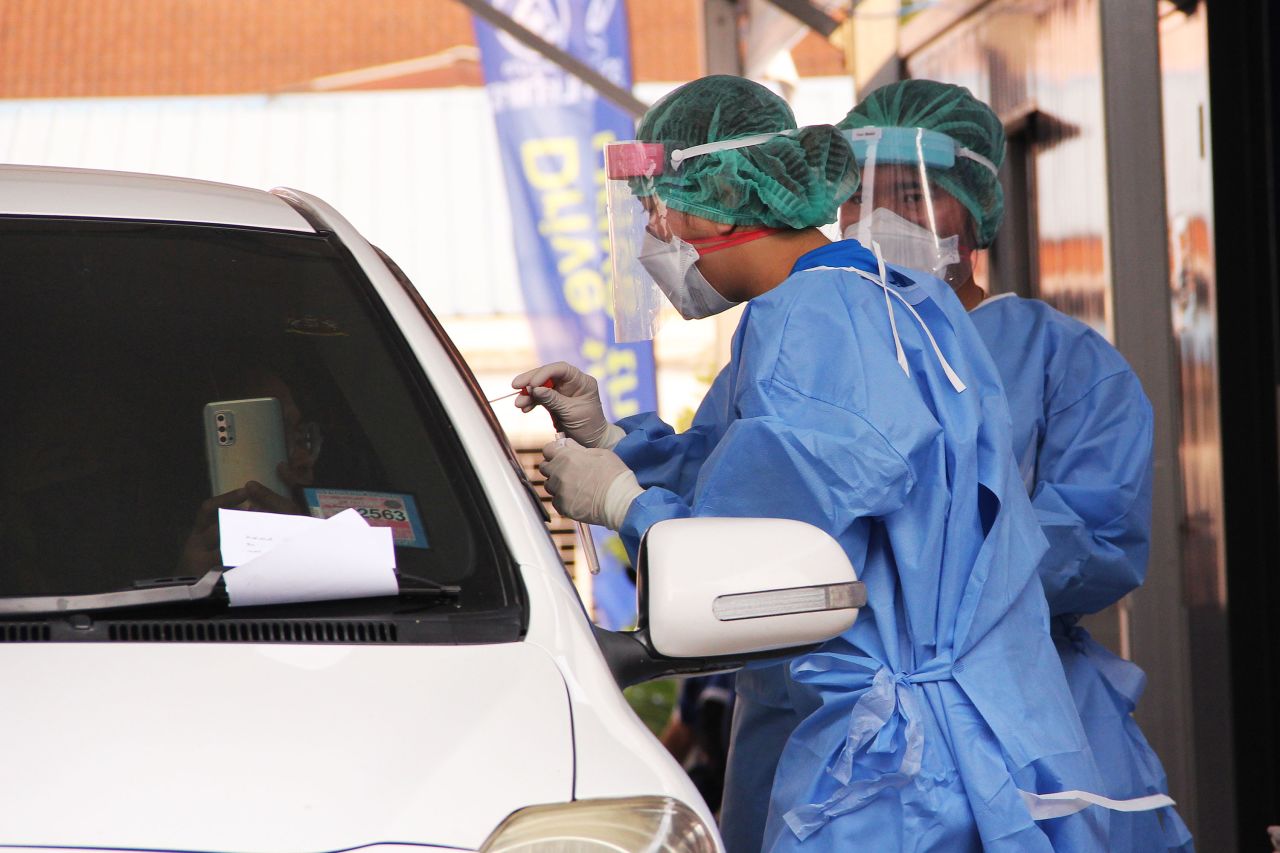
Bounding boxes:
[0,0,844,97]
[0,0,477,97]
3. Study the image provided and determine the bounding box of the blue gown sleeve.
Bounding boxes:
[1033,370,1154,616]
[617,286,935,561]
[613,367,731,502]
[619,391,917,559]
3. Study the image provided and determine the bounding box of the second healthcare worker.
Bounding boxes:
[516,75,1119,851]
[837,79,1192,851]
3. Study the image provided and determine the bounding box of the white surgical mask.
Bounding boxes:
[637,231,738,320]
[844,207,961,285]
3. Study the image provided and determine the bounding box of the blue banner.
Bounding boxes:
[473,0,652,630]
[472,0,655,423]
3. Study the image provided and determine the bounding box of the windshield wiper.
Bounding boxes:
[0,571,460,617]
[394,573,462,600]
[0,570,226,616]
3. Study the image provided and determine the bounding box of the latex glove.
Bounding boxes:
[513,362,625,449]
[539,437,644,530]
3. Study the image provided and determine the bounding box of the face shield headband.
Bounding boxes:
[843,126,999,178]
[603,131,797,341]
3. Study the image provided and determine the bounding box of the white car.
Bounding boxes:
[0,165,864,853]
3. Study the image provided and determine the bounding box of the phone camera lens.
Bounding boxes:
[216,414,226,422]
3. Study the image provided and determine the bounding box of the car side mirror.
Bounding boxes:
[593,517,865,687]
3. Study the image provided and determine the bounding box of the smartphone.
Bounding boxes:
[203,397,290,498]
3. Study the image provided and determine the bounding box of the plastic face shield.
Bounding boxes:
[841,126,996,284]
[606,132,797,338]
[604,141,671,343]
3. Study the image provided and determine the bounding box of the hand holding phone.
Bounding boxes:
[203,398,291,498]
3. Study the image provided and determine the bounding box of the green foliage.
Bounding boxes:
[602,531,631,568]
[674,406,697,433]
[624,677,679,736]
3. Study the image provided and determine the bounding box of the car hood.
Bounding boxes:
[0,641,573,852]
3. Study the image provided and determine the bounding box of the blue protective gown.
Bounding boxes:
[613,240,1108,852]
[969,294,1193,851]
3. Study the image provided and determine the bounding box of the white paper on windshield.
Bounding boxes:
[219,508,397,607]
[218,510,323,567]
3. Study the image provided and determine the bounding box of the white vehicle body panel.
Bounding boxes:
[0,164,313,233]
[0,644,571,852]
[0,167,723,851]
[275,187,717,831]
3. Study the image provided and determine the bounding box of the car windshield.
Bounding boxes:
[0,217,522,636]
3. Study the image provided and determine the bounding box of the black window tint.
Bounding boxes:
[0,218,517,619]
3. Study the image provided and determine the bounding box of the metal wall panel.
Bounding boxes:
[907,0,1113,335]
[0,89,524,316]
[1157,8,1234,847]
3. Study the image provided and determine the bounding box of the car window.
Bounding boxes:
[0,217,521,630]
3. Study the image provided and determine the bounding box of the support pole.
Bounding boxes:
[455,0,649,118]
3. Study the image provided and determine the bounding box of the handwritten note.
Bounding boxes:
[218,511,328,567]
[218,509,397,607]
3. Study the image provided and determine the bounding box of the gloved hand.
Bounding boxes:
[539,437,644,530]
[512,362,625,449]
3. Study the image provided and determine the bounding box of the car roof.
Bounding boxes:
[0,164,314,233]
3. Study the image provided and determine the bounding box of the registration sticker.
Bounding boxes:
[303,488,428,550]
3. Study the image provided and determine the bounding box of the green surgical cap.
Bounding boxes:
[840,79,1006,248]
[637,75,859,230]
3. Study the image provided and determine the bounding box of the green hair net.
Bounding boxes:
[839,79,1006,248]
[637,75,859,230]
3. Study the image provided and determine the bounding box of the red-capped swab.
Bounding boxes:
[488,378,554,404]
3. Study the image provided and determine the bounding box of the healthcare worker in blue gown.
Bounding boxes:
[836,79,1193,852]
[514,75,1120,852]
